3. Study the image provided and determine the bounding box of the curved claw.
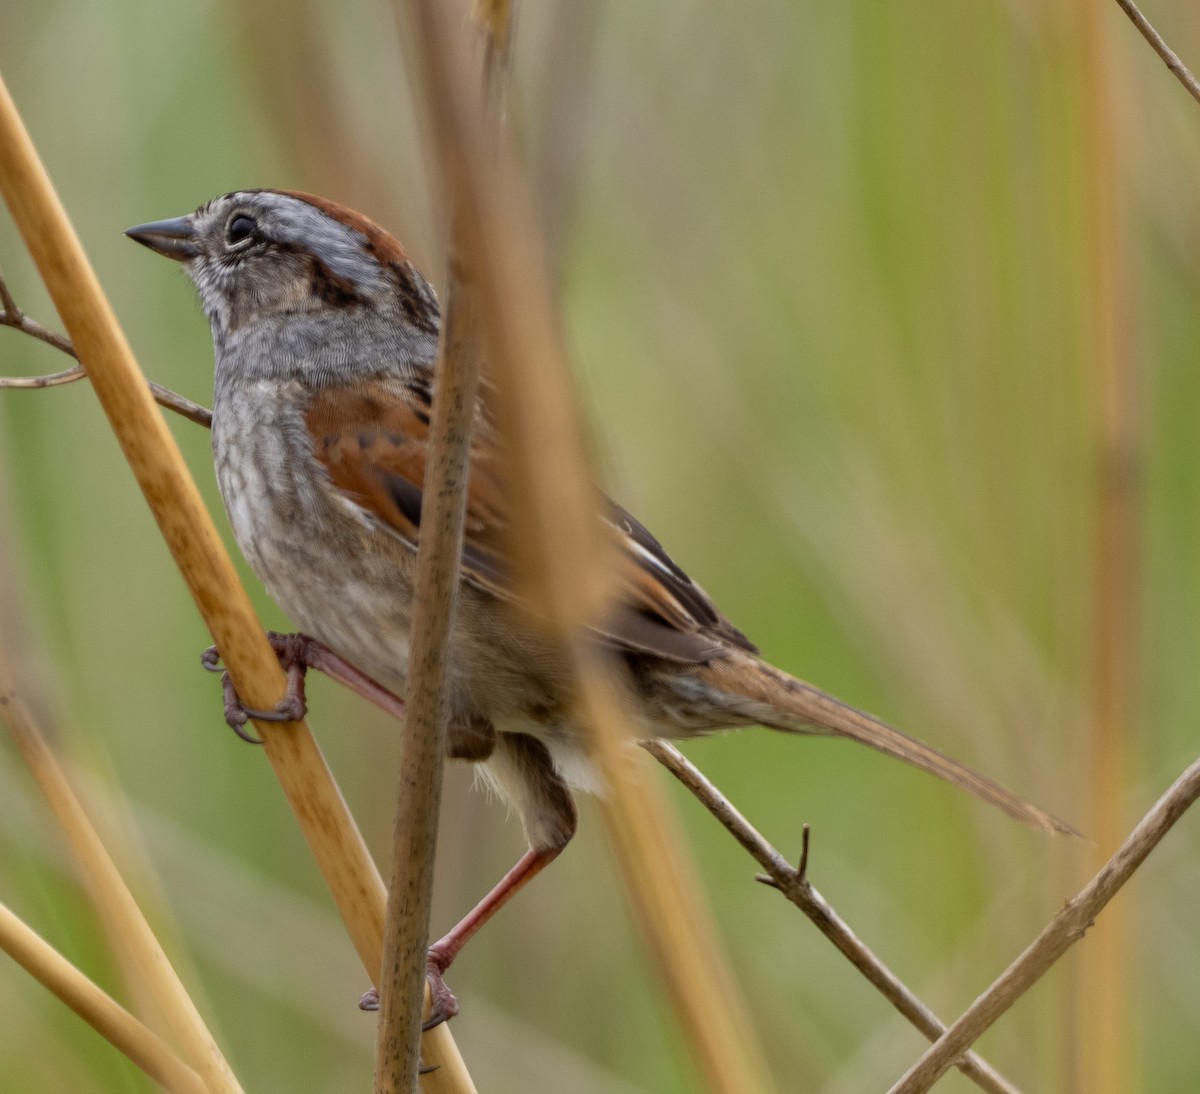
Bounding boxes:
[228,722,266,745]
[422,956,460,1031]
[204,640,308,743]
[236,693,307,724]
[355,958,461,1032]
[200,646,223,673]
[219,673,265,744]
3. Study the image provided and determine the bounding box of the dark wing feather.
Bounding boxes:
[600,500,758,658]
[304,376,754,664]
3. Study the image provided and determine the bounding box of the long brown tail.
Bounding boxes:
[699,655,1078,835]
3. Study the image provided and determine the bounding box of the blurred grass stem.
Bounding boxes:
[399,2,776,1091]
[0,660,242,1094]
[0,900,207,1094]
[1076,3,1140,1090]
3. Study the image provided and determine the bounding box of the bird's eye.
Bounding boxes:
[226,214,257,245]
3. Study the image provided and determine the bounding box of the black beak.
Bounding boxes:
[124,216,198,261]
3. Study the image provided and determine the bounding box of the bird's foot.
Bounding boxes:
[356,948,461,1031]
[201,632,311,742]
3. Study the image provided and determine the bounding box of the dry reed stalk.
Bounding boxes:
[0,69,471,1090]
[399,3,777,1091]
[374,273,485,1091]
[1074,4,1140,1090]
[0,663,242,1094]
[375,6,511,1087]
[0,899,207,1094]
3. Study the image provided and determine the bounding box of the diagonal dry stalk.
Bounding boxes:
[887,750,1200,1092]
[0,899,207,1094]
[374,6,512,1086]
[644,741,1022,1094]
[0,70,472,1091]
[0,659,243,1094]
[399,2,777,1091]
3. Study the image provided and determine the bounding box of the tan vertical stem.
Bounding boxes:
[1074,4,1139,1091]
[375,7,510,1091]
[374,270,485,1092]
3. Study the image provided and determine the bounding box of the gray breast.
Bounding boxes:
[211,378,418,695]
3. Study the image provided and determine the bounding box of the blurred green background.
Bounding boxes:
[2,1,1199,1090]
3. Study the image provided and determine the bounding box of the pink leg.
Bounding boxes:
[359,734,575,1024]
[279,633,407,721]
[423,846,560,1026]
[430,847,559,969]
[359,846,563,1028]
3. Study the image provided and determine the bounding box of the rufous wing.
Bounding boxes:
[303,376,755,664]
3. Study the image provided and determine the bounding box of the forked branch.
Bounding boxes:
[644,741,1022,1094]
[1,270,212,427]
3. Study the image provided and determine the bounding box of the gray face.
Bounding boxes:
[127,190,442,393]
[126,190,438,341]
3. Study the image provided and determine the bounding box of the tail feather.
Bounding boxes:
[699,656,1078,836]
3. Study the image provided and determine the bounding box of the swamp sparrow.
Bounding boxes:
[128,190,1071,1023]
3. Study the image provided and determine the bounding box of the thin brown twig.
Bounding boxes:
[143,381,214,428]
[373,8,508,1088]
[1113,0,1200,104]
[643,741,1022,1094]
[0,289,75,357]
[0,361,85,387]
[887,751,1200,1092]
[1,272,213,427]
[0,266,16,316]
